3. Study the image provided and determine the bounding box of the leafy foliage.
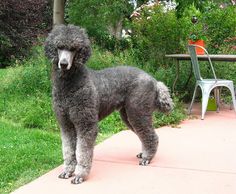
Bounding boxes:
[203,5,236,53]
[175,0,233,17]
[131,5,189,65]
[0,0,52,67]
[67,0,133,50]
[175,0,209,17]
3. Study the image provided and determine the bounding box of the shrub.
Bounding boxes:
[0,33,12,67]
[131,5,188,66]
[0,0,52,67]
[203,5,236,53]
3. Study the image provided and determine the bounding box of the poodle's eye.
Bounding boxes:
[69,48,76,52]
[58,46,65,50]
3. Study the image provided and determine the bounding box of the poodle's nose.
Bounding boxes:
[58,49,75,70]
[60,59,69,69]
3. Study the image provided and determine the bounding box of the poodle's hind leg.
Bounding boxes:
[127,112,159,166]
[58,118,77,179]
[120,108,134,131]
[120,108,149,159]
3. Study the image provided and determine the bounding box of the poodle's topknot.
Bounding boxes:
[45,24,91,67]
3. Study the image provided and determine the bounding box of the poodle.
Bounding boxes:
[44,24,173,184]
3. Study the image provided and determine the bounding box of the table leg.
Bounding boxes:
[172,59,179,94]
[184,62,193,89]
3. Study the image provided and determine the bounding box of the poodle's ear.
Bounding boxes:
[44,38,55,59]
[44,25,64,63]
[44,35,58,64]
[75,43,92,67]
[68,26,92,67]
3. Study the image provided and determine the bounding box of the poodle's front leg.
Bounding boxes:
[56,115,77,179]
[71,124,98,184]
[59,127,77,179]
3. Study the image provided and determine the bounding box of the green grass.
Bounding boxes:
[0,68,6,78]
[0,118,62,194]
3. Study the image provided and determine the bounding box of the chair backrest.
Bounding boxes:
[188,44,217,81]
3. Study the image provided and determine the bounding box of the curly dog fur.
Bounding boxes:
[45,24,173,184]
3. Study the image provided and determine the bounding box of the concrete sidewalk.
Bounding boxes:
[12,105,236,194]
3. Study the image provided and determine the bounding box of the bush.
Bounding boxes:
[203,5,236,53]
[130,5,191,66]
[0,0,52,67]
[0,33,12,67]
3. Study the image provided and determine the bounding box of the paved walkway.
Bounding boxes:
[12,104,236,194]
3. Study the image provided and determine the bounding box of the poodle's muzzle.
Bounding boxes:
[58,49,76,70]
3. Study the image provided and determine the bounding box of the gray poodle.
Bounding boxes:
[45,24,173,184]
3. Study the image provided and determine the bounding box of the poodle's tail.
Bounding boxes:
[155,81,174,113]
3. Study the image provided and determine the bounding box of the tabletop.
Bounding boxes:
[165,54,236,62]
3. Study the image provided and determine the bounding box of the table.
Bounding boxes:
[165,54,236,93]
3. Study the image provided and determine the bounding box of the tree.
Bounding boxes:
[67,0,133,49]
[175,0,236,17]
[53,0,66,25]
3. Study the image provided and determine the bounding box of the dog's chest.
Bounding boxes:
[53,83,97,111]
[53,90,74,111]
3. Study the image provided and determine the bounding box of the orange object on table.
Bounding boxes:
[188,39,205,55]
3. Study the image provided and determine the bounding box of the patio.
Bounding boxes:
[12,104,236,194]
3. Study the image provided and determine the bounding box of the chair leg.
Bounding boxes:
[214,87,220,113]
[228,84,236,112]
[188,84,198,115]
[201,89,210,120]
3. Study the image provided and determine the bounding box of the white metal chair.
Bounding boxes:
[188,44,236,119]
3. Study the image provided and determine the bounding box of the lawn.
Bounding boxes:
[0,118,62,194]
[0,68,6,78]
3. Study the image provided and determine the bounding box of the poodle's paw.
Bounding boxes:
[71,176,84,184]
[137,153,151,165]
[139,158,150,166]
[58,171,73,179]
[136,153,143,159]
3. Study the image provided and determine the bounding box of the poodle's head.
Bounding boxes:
[45,24,91,70]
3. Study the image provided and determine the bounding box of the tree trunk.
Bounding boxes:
[53,0,65,26]
[107,19,123,39]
